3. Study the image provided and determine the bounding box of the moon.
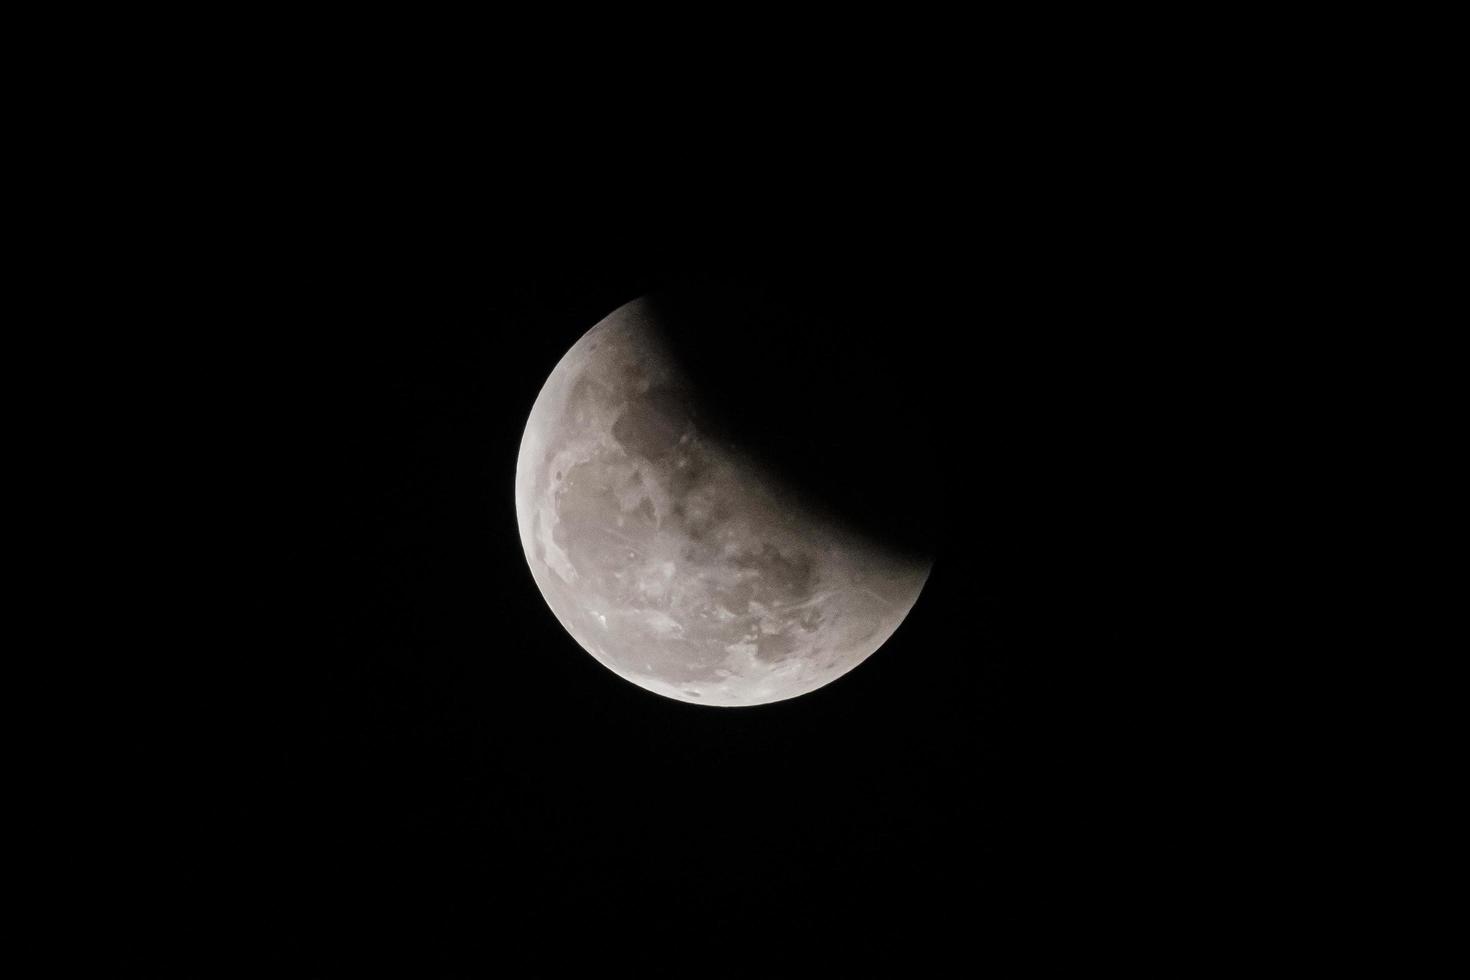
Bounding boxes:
[514,296,931,706]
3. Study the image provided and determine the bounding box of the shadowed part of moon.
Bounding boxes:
[515,296,931,706]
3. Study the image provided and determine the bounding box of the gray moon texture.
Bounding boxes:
[514,297,931,706]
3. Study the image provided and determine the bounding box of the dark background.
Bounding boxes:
[223,137,1233,971]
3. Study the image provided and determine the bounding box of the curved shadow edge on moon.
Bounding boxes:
[514,296,932,706]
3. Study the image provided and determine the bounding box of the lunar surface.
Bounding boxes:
[514,297,931,706]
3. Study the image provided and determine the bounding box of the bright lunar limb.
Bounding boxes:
[514,296,931,706]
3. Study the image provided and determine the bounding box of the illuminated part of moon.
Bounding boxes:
[514,296,931,706]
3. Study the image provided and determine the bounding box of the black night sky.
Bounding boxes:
[229,135,1230,972]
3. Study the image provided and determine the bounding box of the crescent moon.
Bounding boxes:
[515,296,930,706]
